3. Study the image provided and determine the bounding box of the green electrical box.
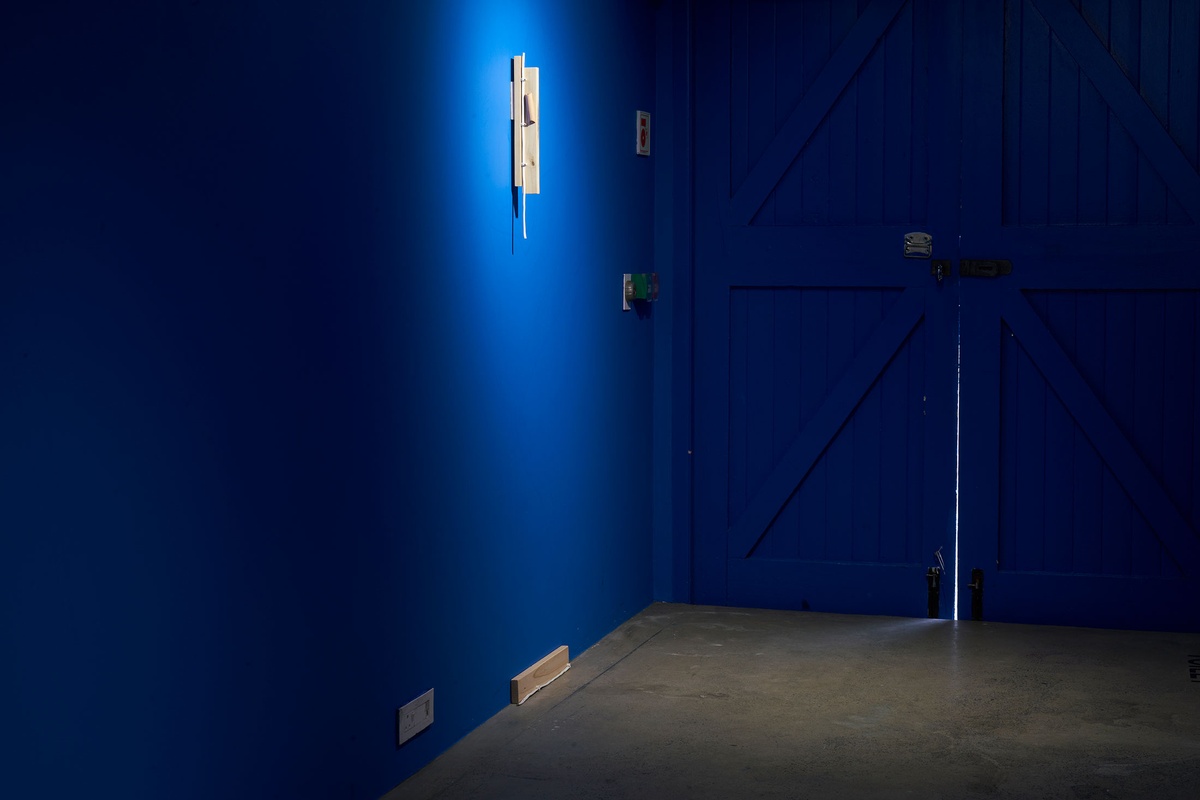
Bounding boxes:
[623,273,660,310]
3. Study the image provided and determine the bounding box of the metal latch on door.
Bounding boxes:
[903,231,933,259]
[924,259,1013,283]
[904,233,1012,282]
[960,259,1012,278]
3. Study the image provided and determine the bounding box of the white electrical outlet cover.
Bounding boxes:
[397,688,434,746]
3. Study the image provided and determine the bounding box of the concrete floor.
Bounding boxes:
[385,603,1200,799]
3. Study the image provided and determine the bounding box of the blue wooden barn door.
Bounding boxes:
[957,0,1200,631]
[692,0,962,616]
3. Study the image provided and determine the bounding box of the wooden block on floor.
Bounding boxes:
[511,645,569,705]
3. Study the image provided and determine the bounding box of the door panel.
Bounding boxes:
[959,0,1200,631]
[998,298,1187,580]
[1002,0,1199,226]
[728,287,925,565]
[693,0,960,615]
[729,0,930,227]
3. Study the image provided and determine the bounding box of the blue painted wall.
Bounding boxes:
[1,1,656,797]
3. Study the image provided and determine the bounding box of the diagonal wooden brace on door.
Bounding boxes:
[727,287,925,559]
[1031,0,1200,224]
[1002,290,1200,576]
[729,0,908,226]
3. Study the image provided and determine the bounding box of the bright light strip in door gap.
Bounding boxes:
[953,301,962,621]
